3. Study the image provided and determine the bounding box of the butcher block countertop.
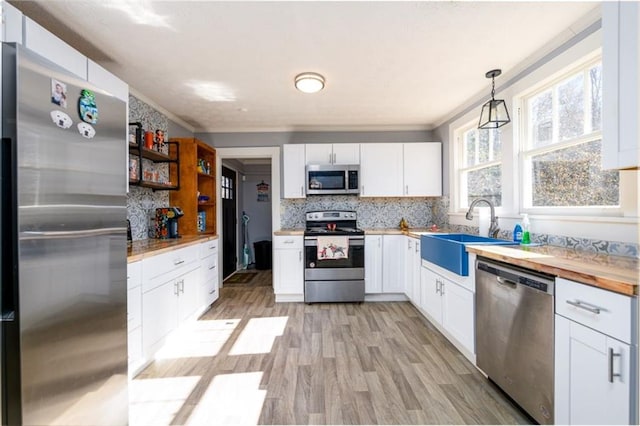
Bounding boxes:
[127,235,218,262]
[273,229,305,236]
[466,244,639,296]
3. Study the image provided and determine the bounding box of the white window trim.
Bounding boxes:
[448,28,638,244]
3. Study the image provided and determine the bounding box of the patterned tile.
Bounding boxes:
[127,95,170,240]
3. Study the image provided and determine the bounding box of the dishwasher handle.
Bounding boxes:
[496,276,517,288]
[477,258,554,295]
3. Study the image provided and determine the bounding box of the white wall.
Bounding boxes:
[241,164,273,264]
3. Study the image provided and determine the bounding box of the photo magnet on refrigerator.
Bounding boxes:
[77,122,96,139]
[50,110,73,129]
[78,89,98,124]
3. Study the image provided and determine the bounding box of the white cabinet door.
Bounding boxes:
[404,237,415,300]
[602,1,640,170]
[23,17,87,79]
[360,143,403,197]
[305,144,333,164]
[412,240,421,304]
[555,315,631,425]
[177,267,201,325]
[332,143,360,164]
[441,278,475,353]
[142,279,178,358]
[382,235,405,293]
[273,236,304,295]
[420,266,442,322]
[283,144,306,198]
[87,60,129,102]
[403,143,442,196]
[365,235,383,293]
[2,2,23,43]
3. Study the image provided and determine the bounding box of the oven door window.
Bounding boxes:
[305,242,364,269]
[308,171,346,191]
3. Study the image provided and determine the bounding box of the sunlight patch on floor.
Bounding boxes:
[186,372,266,426]
[228,316,288,355]
[155,319,241,360]
[129,376,201,426]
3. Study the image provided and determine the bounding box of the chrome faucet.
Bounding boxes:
[465,198,500,238]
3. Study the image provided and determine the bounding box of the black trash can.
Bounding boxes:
[253,240,272,270]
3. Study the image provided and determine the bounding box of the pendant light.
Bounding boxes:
[478,69,510,129]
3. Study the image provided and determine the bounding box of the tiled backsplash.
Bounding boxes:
[281,195,638,258]
[281,196,437,229]
[127,95,170,240]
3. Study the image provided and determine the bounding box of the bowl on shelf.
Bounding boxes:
[198,195,210,204]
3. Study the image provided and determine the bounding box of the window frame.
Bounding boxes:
[517,55,625,216]
[455,122,503,210]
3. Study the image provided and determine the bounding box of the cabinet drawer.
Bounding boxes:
[127,261,142,290]
[128,326,142,368]
[142,244,199,284]
[199,238,219,259]
[202,256,218,282]
[556,278,633,343]
[273,236,302,249]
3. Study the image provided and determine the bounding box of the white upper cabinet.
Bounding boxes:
[283,144,306,198]
[360,143,442,197]
[23,17,87,79]
[87,60,129,102]
[360,143,403,196]
[602,1,640,169]
[403,143,442,196]
[1,2,23,43]
[305,143,360,165]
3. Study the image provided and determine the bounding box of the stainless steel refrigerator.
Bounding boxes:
[1,43,128,425]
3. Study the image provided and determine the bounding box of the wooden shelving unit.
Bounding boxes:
[169,138,217,236]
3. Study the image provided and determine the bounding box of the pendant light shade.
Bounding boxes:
[478,69,510,129]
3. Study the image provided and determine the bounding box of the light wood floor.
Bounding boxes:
[131,270,531,425]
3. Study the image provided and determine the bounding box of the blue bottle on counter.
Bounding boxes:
[513,223,523,243]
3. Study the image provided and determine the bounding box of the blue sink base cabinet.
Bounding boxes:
[420,234,518,276]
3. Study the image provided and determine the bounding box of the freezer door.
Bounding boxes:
[3,43,128,425]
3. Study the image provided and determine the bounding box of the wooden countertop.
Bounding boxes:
[128,235,218,262]
[273,229,304,236]
[466,244,639,296]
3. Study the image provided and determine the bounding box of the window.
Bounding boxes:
[522,60,619,209]
[221,175,233,200]
[457,125,502,208]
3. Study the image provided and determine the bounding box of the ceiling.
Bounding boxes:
[11,1,600,133]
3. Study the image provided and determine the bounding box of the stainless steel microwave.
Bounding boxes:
[306,164,360,195]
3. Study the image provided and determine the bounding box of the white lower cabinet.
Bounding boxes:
[127,261,143,377]
[273,235,304,300]
[419,262,475,356]
[365,235,383,293]
[404,237,421,304]
[199,239,219,306]
[554,277,636,425]
[381,235,405,293]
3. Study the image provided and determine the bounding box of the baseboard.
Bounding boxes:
[274,294,304,303]
[364,293,409,302]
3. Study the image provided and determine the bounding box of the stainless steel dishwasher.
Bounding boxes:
[476,257,555,425]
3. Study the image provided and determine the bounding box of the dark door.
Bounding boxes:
[221,166,237,279]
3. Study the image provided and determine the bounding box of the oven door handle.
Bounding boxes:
[304,239,365,247]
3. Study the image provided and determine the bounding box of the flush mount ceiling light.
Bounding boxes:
[294,72,325,94]
[478,69,510,129]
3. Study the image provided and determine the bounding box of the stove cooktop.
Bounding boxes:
[304,227,364,236]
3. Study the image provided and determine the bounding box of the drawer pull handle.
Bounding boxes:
[284,240,294,244]
[174,259,185,265]
[608,348,621,383]
[209,265,216,270]
[566,300,601,314]
[209,289,216,295]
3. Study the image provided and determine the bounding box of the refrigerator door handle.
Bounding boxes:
[1,137,18,320]
[20,228,125,239]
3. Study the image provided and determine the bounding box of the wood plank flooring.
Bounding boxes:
[131,270,531,425]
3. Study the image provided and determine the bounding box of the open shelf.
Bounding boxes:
[128,122,180,191]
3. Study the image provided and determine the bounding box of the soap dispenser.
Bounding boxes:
[513,222,522,243]
[521,214,531,245]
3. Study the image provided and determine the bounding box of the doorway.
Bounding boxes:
[221,166,237,279]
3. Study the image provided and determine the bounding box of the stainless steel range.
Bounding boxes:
[304,211,365,303]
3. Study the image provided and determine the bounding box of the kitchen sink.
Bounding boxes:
[420,233,519,276]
